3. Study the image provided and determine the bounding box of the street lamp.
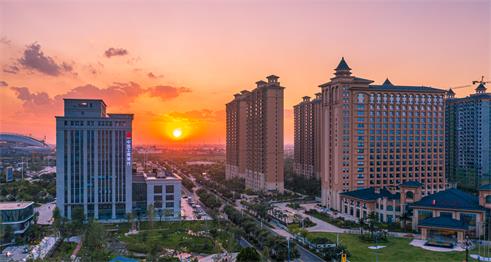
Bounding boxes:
[287,236,291,262]
[464,234,471,262]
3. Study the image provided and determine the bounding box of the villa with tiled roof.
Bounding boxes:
[339,181,491,244]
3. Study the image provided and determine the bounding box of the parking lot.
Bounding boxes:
[1,245,30,262]
[181,195,211,221]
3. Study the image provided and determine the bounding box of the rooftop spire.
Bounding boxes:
[335,57,351,71]
[476,83,487,94]
[334,57,352,77]
[382,78,393,86]
[447,88,455,98]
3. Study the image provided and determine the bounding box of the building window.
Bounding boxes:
[418,210,433,221]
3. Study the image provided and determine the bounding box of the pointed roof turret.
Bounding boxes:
[334,57,352,77]
[447,88,455,98]
[335,57,351,71]
[382,78,393,86]
[476,83,487,94]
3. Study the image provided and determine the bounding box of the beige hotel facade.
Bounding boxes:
[315,58,447,210]
[226,75,285,192]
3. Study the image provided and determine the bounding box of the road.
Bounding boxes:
[181,186,212,221]
[35,201,56,225]
[295,244,325,262]
[176,173,324,261]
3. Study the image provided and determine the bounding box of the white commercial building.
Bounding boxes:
[132,170,182,220]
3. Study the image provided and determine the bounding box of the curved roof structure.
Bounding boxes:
[0,133,49,148]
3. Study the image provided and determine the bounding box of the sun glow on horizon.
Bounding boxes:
[172,128,183,139]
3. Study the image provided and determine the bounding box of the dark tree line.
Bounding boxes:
[224,205,299,261]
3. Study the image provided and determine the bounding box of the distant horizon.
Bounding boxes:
[1,0,490,145]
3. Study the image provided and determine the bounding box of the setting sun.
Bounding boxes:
[172,128,183,139]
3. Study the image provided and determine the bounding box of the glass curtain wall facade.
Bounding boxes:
[56,99,133,220]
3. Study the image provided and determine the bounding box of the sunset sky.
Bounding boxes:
[0,0,490,145]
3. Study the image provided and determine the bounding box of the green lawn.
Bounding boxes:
[118,220,240,256]
[306,232,465,262]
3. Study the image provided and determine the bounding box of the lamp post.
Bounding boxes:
[464,234,470,262]
[287,236,291,262]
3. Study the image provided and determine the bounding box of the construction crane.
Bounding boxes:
[472,75,491,85]
[447,76,489,92]
[449,83,473,90]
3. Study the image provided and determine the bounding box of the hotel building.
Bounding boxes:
[56,99,133,220]
[293,93,322,179]
[226,75,285,192]
[445,83,491,191]
[320,58,447,210]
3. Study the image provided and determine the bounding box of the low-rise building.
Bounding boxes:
[340,187,400,223]
[0,201,35,235]
[132,170,182,220]
[411,187,487,243]
[338,182,491,244]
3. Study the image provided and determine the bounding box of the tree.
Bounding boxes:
[164,209,174,221]
[359,218,366,235]
[367,212,380,240]
[147,204,155,229]
[26,212,41,243]
[72,206,85,233]
[157,209,164,222]
[126,212,133,224]
[298,228,308,244]
[80,220,110,261]
[237,247,260,262]
[53,207,67,238]
[400,212,411,232]
[253,202,271,220]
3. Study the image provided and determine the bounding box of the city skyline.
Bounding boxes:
[1,0,490,145]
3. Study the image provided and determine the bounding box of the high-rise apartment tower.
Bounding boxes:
[445,83,491,191]
[226,75,284,192]
[293,93,322,179]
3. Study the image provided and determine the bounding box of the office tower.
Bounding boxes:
[56,99,133,220]
[226,75,285,192]
[293,93,322,179]
[445,83,491,190]
[320,58,447,210]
